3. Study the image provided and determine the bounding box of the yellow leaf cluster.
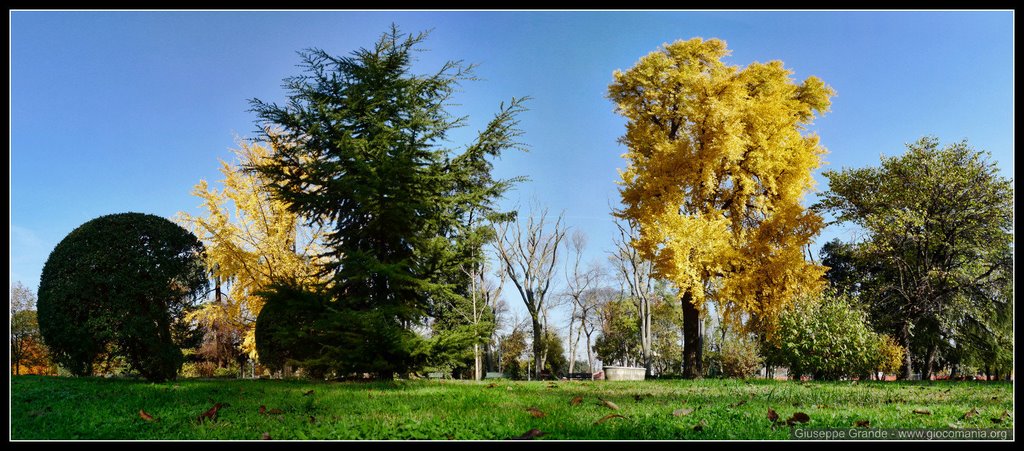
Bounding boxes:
[610,38,831,329]
[176,139,327,359]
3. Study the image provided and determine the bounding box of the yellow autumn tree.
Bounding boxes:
[608,37,833,378]
[177,139,326,361]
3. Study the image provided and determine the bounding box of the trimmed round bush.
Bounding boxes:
[37,212,207,381]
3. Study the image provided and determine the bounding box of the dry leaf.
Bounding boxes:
[673,408,693,417]
[730,399,748,408]
[509,428,545,440]
[598,397,620,410]
[527,407,546,418]
[991,410,1009,424]
[595,414,626,424]
[854,419,870,428]
[486,383,497,389]
[261,432,271,440]
[693,419,707,432]
[258,405,267,415]
[197,403,222,423]
[912,409,932,415]
[786,412,811,425]
[570,396,583,406]
[767,408,779,423]
[303,390,314,396]
[268,408,284,415]
[962,407,979,420]
[139,409,156,422]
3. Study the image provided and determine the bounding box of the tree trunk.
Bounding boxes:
[585,331,595,380]
[531,316,544,380]
[642,300,653,378]
[923,344,936,380]
[898,322,913,380]
[567,308,578,375]
[681,291,703,379]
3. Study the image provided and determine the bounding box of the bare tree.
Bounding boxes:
[611,218,656,377]
[481,266,509,375]
[494,206,567,379]
[562,230,603,376]
[581,286,616,376]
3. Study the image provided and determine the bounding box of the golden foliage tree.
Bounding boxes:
[177,139,326,360]
[608,37,833,378]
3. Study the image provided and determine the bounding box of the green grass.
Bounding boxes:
[10,376,1013,440]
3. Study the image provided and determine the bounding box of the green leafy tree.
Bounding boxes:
[818,137,1013,379]
[769,290,880,380]
[542,330,568,377]
[649,293,683,376]
[497,326,529,379]
[248,27,527,380]
[594,296,642,368]
[37,213,208,381]
[11,281,43,376]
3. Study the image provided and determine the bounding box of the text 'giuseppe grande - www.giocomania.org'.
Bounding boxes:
[791,428,1012,440]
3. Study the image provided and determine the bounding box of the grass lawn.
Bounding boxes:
[10,376,1013,440]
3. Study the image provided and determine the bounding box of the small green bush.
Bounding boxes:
[770,289,880,380]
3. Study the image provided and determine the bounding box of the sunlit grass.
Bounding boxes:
[10,376,1013,440]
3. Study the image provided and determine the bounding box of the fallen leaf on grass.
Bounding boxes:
[598,397,620,410]
[767,408,779,423]
[693,419,707,432]
[527,407,546,418]
[912,409,931,415]
[853,419,870,428]
[486,383,497,389]
[139,409,156,422]
[595,414,626,424]
[570,396,583,406]
[509,429,545,440]
[197,403,223,423]
[258,405,266,415]
[268,408,284,415]
[990,410,1010,424]
[673,408,693,417]
[303,390,314,396]
[786,412,810,426]
[730,399,748,408]
[962,408,979,420]
[261,432,271,440]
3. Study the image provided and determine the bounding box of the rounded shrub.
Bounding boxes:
[770,289,880,380]
[37,212,207,381]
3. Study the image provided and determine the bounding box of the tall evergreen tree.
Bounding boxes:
[249,26,526,379]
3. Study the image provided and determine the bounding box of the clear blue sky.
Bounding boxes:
[10,11,1014,326]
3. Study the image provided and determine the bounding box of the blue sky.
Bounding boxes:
[10,11,1014,328]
